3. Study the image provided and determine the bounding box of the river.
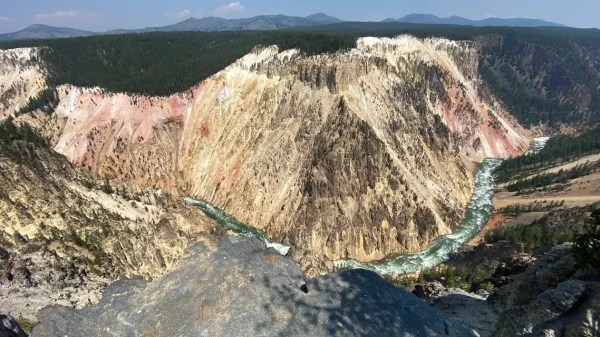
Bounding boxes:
[185,137,549,275]
[183,197,291,255]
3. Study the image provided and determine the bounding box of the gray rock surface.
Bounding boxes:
[430,287,498,337]
[33,236,478,337]
[486,244,599,337]
[433,294,498,337]
[493,280,600,337]
[490,244,578,308]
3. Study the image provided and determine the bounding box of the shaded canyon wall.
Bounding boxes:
[1,36,530,265]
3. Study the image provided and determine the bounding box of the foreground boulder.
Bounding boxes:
[33,236,477,337]
[490,244,579,309]
[493,279,600,337]
[488,245,599,337]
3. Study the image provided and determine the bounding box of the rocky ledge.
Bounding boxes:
[411,244,599,337]
[32,235,477,337]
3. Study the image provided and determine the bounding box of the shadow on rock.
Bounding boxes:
[32,236,478,337]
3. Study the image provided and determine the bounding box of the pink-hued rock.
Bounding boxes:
[7,36,530,263]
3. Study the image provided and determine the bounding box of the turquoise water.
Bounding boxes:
[333,158,502,274]
[185,137,549,274]
[183,197,290,255]
[334,137,549,275]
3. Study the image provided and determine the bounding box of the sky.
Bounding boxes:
[0,0,598,34]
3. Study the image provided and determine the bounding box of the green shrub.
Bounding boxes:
[101,177,114,194]
[416,265,496,291]
[485,222,574,248]
[381,270,489,291]
[18,88,59,114]
[16,317,34,333]
[81,179,96,190]
[480,281,495,292]
[0,117,47,146]
[573,210,600,273]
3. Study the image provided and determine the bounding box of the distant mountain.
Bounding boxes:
[305,13,342,25]
[0,13,565,42]
[0,14,341,41]
[398,14,446,25]
[390,13,563,27]
[0,24,95,41]
[162,15,316,31]
[108,13,342,35]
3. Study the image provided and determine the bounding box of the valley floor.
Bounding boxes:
[470,152,600,245]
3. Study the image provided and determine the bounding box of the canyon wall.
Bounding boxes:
[1,36,530,266]
[0,130,216,319]
[0,47,46,119]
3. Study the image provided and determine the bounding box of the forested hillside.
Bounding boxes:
[0,31,356,97]
[478,31,600,127]
[496,126,600,182]
[2,24,600,127]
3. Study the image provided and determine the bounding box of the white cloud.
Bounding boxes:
[215,2,245,16]
[0,16,11,22]
[178,9,192,17]
[167,9,193,18]
[34,9,79,19]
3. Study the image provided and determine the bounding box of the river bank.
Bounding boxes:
[186,138,551,276]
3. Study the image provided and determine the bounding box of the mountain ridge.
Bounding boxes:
[0,13,342,40]
[390,13,563,27]
[111,14,340,34]
[0,12,564,41]
[0,24,95,41]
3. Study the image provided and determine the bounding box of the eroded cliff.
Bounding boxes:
[0,123,215,320]
[1,36,530,266]
[0,48,46,119]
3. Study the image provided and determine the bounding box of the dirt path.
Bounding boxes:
[494,171,600,208]
[473,163,600,246]
[494,195,600,209]
[540,154,600,175]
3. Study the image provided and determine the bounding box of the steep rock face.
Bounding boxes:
[0,48,46,119]
[491,244,578,308]
[11,36,530,263]
[0,134,215,320]
[494,279,600,337]
[478,34,600,127]
[33,236,478,337]
[489,245,599,337]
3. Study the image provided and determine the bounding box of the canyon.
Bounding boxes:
[0,119,216,320]
[2,36,529,272]
[1,27,599,336]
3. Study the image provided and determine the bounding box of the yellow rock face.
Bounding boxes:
[5,36,530,264]
[0,47,47,119]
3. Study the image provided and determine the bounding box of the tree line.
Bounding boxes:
[496,127,600,182]
[506,160,600,192]
[1,25,600,127]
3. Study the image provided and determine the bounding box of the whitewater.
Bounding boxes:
[186,137,549,275]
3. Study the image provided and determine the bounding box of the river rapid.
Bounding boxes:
[185,137,550,275]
